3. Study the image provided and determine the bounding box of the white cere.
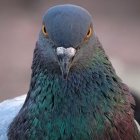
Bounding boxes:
[56,47,76,57]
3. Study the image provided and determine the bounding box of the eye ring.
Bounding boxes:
[42,25,48,36]
[85,26,93,40]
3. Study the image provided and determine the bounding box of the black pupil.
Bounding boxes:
[44,26,46,33]
[87,29,90,36]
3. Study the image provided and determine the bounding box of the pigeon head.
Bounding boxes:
[37,4,95,79]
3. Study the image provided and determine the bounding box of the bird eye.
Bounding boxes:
[85,26,93,40]
[42,25,48,36]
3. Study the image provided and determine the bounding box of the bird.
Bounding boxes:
[0,4,140,140]
[131,90,140,124]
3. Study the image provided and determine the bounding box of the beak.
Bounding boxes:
[56,47,76,79]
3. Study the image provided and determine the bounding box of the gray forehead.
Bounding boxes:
[43,4,93,47]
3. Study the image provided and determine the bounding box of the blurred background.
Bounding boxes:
[0,0,140,101]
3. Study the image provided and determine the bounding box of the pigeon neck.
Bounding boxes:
[9,45,137,139]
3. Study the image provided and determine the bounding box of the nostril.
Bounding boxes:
[57,54,63,62]
[75,45,81,51]
[71,56,75,62]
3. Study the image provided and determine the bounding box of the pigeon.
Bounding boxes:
[0,95,26,140]
[0,4,140,140]
[131,90,140,124]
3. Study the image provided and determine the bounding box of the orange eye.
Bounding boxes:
[85,26,93,39]
[42,25,48,36]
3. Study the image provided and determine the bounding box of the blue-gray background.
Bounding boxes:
[0,0,140,101]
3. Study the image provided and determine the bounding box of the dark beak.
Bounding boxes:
[56,47,76,79]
